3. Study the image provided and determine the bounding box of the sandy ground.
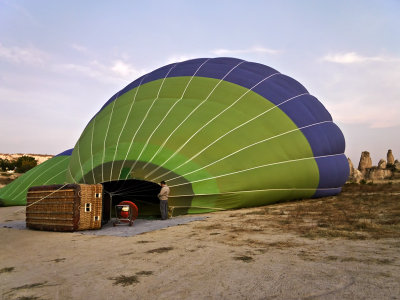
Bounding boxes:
[0,204,399,300]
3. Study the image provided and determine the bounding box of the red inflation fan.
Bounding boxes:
[113,201,138,227]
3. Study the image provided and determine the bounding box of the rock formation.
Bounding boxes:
[358,151,372,173]
[387,150,395,165]
[395,161,400,172]
[367,168,392,181]
[378,159,387,169]
[348,149,399,183]
[348,158,363,183]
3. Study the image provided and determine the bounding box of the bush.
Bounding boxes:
[0,158,15,171]
[14,156,37,173]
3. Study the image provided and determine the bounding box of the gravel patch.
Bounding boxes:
[0,216,207,236]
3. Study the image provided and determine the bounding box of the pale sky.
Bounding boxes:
[0,0,399,165]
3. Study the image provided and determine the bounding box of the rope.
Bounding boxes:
[14,183,70,214]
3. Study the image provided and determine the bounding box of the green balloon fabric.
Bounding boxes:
[0,58,349,212]
[0,150,71,206]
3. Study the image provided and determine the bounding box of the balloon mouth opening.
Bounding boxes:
[101,179,162,219]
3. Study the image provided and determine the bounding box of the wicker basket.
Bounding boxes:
[26,184,103,232]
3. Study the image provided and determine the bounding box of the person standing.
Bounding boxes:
[158,181,170,220]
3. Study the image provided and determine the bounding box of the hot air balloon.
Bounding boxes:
[0,58,349,216]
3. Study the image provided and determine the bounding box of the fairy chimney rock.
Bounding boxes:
[358,151,372,172]
[387,149,395,165]
[348,157,354,174]
[378,159,387,169]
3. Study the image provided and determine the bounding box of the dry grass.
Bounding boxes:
[110,275,139,286]
[135,271,153,276]
[11,282,48,291]
[146,246,174,254]
[233,255,254,262]
[194,183,400,242]
[109,271,153,286]
[277,183,400,239]
[0,267,15,273]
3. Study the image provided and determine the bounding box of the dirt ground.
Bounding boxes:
[0,183,399,300]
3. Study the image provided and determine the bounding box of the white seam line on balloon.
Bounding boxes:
[109,66,178,196]
[149,91,309,182]
[142,59,217,170]
[144,60,245,177]
[11,156,70,200]
[5,153,65,198]
[110,76,148,182]
[77,140,86,184]
[110,77,151,196]
[5,161,45,198]
[116,75,148,180]
[67,167,78,184]
[90,118,96,183]
[101,95,118,183]
[119,63,179,181]
[127,63,179,172]
[168,153,343,188]
[5,155,68,198]
[143,60,246,179]
[168,187,343,197]
[141,58,212,170]
[43,168,70,185]
[165,120,333,183]
[145,71,281,180]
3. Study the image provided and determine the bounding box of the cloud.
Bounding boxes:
[321,52,398,64]
[211,46,280,56]
[56,59,148,84]
[0,43,47,65]
[166,54,199,64]
[314,54,400,129]
[70,43,90,54]
[326,98,400,129]
[166,46,280,64]
[111,60,143,78]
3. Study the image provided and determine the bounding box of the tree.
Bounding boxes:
[0,158,15,171]
[14,156,37,173]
